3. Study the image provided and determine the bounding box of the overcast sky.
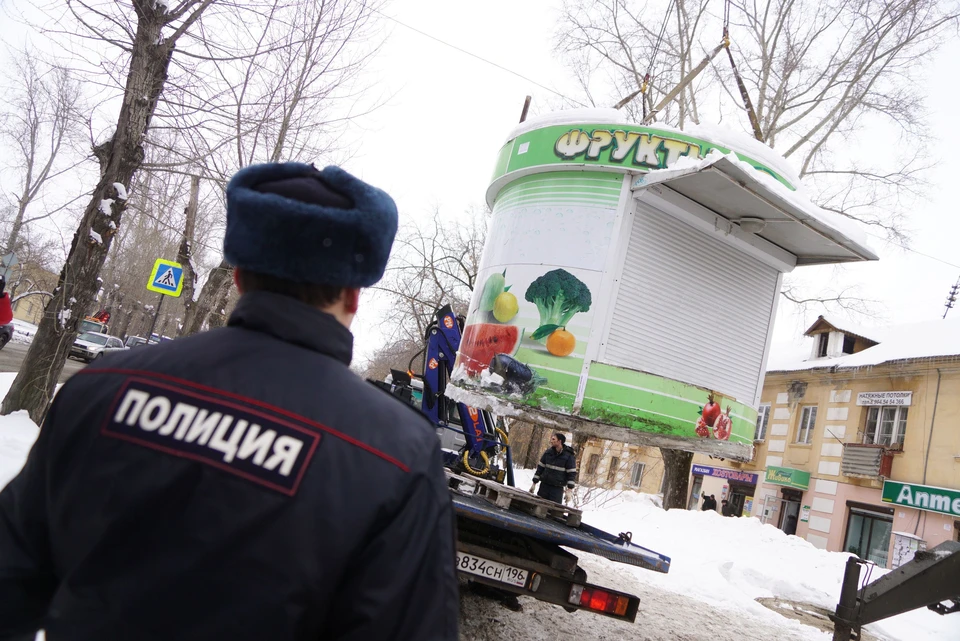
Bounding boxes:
[2,0,959,367]
[345,0,960,365]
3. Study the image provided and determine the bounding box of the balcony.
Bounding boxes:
[841,443,894,479]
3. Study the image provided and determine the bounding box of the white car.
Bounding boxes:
[69,332,127,363]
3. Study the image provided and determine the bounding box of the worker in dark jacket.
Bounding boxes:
[0,163,459,641]
[529,432,577,504]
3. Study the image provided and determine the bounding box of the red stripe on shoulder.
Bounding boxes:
[78,367,410,473]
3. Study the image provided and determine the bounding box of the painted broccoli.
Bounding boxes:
[524,268,592,339]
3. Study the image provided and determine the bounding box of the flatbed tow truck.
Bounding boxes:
[372,306,670,622]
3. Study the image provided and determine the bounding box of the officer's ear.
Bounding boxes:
[341,287,360,314]
[233,268,244,294]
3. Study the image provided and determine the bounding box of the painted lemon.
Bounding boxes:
[479,271,506,312]
[492,291,519,323]
[546,328,576,357]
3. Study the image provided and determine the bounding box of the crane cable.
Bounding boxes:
[639,0,677,119]
[722,0,765,141]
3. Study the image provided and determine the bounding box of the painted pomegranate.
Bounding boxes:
[702,394,721,427]
[713,407,732,441]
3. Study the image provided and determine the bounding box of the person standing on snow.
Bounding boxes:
[529,432,577,504]
[0,163,458,641]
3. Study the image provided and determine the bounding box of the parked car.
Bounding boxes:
[124,336,148,349]
[0,324,12,350]
[69,332,127,363]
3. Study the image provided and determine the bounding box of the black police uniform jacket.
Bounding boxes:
[0,292,459,641]
[533,445,577,488]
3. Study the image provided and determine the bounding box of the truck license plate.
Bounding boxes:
[456,552,528,588]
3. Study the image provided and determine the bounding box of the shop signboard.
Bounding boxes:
[857,391,912,406]
[764,466,810,491]
[882,480,960,517]
[800,505,811,522]
[692,464,759,485]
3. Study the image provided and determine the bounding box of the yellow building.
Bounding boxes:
[692,316,960,569]
[10,265,59,326]
[577,438,666,496]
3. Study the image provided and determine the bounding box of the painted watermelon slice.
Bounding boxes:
[458,323,522,375]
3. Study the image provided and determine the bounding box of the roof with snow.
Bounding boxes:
[633,152,877,265]
[803,315,879,344]
[767,317,960,372]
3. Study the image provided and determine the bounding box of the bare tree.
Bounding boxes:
[2,0,218,422]
[558,0,958,243]
[157,0,387,336]
[371,207,488,349]
[558,0,960,508]
[0,48,86,257]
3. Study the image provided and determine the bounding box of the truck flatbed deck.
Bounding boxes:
[452,489,670,573]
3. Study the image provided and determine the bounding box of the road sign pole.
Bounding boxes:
[147,294,165,342]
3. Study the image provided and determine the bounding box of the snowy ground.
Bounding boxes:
[0,373,956,640]
[466,469,960,641]
[10,320,37,345]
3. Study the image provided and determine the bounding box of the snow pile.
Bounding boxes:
[0,410,38,488]
[89,230,103,245]
[112,182,128,200]
[509,466,957,641]
[98,199,114,216]
[0,374,40,488]
[689,121,801,188]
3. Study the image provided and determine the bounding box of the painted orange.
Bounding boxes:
[546,328,576,357]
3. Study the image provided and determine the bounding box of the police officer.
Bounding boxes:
[0,163,459,641]
[529,432,577,504]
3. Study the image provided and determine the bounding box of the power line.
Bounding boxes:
[863,230,960,271]
[372,9,587,108]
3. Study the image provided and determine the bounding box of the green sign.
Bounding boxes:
[488,123,796,204]
[882,480,960,517]
[765,466,810,491]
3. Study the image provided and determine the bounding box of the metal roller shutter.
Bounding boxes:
[603,200,779,404]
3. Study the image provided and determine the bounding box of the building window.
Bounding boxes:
[755,404,771,441]
[629,462,645,488]
[585,453,599,476]
[844,508,893,567]
[817,333,829,357]
[796,405,818,444]
[607,456,620,483]
[864,406,908,448]
[842,334,855,354]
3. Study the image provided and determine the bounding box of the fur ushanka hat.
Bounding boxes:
[224,163,398,288]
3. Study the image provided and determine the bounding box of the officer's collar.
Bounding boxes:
[227,291,353,365]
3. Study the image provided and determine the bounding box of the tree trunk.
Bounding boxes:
[116,307,135,338]
[660,448,693,510]
[4,208,25,258]
[572,432,589,480]
[523,424,547,469]
[180,257,232,336]
[1,8,173,423]
[205,281,235,329]
[176,175,199,329]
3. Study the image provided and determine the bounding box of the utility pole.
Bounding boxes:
[943,278,959,319]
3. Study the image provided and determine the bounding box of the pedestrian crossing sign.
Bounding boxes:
[147,258,185,297]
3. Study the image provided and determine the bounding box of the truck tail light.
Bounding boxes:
[569,585,630,616]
